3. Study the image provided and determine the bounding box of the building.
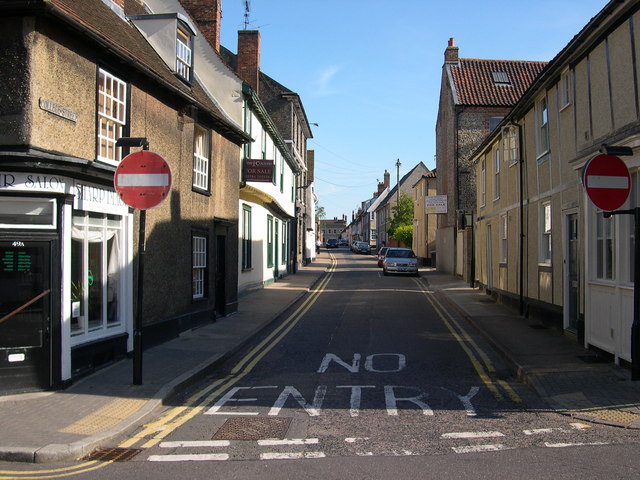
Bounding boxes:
[412,171,438,265]
[0,0,250,394]
[436,38,546,279]
[472,0,639,365]
[319,217,347,245]
[375,162,429,249]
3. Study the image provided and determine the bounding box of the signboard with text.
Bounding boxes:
[245,159,274,182]
[425,195,448,214]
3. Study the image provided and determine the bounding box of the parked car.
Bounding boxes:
[338,239,349,247]
[326,238,338,248]
[354,241,371,254]
[350,241,359,252]
[382,248,419,276]
[377,246,389,267]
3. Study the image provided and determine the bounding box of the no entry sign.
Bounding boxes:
[114,151,172,210]
[583,153,631,211]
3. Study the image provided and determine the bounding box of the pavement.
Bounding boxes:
[1,254,639,464]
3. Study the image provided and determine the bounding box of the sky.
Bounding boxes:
[219,0,608,221]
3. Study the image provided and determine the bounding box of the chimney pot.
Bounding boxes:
[445,37,459,64]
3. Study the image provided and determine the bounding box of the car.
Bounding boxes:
[354,241,371,254]
[338,239,348,247]
[326,238,338,248]
[377,246,389,267]
[382,248,419,276]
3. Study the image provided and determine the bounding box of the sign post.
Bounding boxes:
[583,153,638,380]
[114,146,171,385]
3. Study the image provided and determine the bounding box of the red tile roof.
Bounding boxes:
[449,59,547,107]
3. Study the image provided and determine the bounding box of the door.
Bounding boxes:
[214,235,226,317]
[0,240,52,393]
[565,213,581,338]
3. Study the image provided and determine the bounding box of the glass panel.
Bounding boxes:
[87,228,104,331]
[107,230,119,326]
[71,237,84,335]
[0,198,55,228]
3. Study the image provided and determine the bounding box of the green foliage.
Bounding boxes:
[315,199,326,220]
[388,192,414,238]
[392,224,413,247]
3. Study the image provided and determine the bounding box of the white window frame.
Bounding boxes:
[97,68,127,165]
[536,95,550,158]
[193,125,210,192]
[242,205,252,270]
[539,201,552,265]
[502,125,519,166]
[192,235,207,299]
[493,148,501,201]
[500,214,507,264]
[176,23,193,82]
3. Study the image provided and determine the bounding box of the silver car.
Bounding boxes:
[382,248,419,276]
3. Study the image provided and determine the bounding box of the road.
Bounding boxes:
[5,248,640,479]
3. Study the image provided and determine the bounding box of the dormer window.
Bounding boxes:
[176,23,193,82]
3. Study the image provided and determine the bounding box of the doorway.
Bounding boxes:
[0,240,53,394]
[565,213,581,339]
[215,235,226,317]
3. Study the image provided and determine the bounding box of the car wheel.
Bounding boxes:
[383,269,388,276]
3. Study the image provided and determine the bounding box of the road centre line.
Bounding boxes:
[544,442,609,448]
[260,452,326,460]
[122,255,338,450]
[148,453,229,462]
[160,440,230,448]
[414,279,522,403]
[452,444,510,454]
[258,438,319,446]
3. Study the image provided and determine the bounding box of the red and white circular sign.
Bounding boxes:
[583,153,631,211]
[114,151,172,210]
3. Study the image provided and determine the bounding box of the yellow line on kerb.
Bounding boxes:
[0,461,109,479]
[125,254,338,449]
[414,278,521,404]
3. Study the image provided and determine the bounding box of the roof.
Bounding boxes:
[448,59,547,107]
[6,0,250,144]
[376,162,429,209]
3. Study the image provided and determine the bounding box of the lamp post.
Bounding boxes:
[395,159,401,206]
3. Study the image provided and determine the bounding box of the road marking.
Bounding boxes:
[544,442,609,448]
[570,422,592,430]
[523,428,555,435]
[260,452,326,460]
[345,437,369,443]
[148,453,229,462]
[258,438,319,446]
[452,444,510,454]
[442,431,505,439]
[159,440,230,448]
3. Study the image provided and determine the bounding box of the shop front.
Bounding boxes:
[0,171,132,394]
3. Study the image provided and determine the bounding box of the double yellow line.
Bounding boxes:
[121,253,338,450]
[0,255,337,479]
[413,278,521,404]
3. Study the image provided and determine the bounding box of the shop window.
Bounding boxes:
[0,198,56,229]
[242,205,252,270]
[71,213,123,341]
[595,212,615,280]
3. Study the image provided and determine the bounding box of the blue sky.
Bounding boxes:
[219,0,607,221]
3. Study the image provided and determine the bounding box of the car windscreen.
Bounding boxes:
[386,249,414,258]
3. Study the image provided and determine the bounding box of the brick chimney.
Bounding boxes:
[445,37,459,65]
[179,0,222,53]
[237,30,260,93]
[383,169,390,188]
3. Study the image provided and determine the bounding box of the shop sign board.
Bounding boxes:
[245,159,274,182]
[425,195,448,214]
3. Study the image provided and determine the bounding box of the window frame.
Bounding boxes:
[559,69,572,110]
[539,201,552,265]
[242,205,252,270]
[480,158,486,208]
[192,125,211,193]
[493,148,501,201]
[536,95,550,159]
[502,125,519,166]
[96,68,127,165]
[499,214,507,264]
[267,215,274,268]
[176,22,194,83]
[192,233,207,300]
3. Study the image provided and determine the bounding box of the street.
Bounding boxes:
[3,249,640,479]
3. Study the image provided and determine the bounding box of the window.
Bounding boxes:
[282,221,288,265]
[280,155,284,193]
[242,205,252,270]
[595,212,615,280]
[0,197,56,229]
[540,202,552,265]
[494,148,500,201]
[500,214,507,264]
[560,70,572,109]
[489,117,503,132]
[536,95,550,156]
[502,125,519,166]
[176,23,193,82]
[492,71,510,85]
[267,215,274,268]
[70,213,123,340]
[192,235,207,299]
[243,100,252,159]
[97,68,127,164]
[480,159,486,207]
[193,125,210,192]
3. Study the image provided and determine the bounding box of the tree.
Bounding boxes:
[393,224,413,248]
[315,199,326,220]
[388,192,413,237]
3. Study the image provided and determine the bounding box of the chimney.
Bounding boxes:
[445,37,459,65]
[180,0,221,53]
[383,169,390,188]
[237,30,260,93]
